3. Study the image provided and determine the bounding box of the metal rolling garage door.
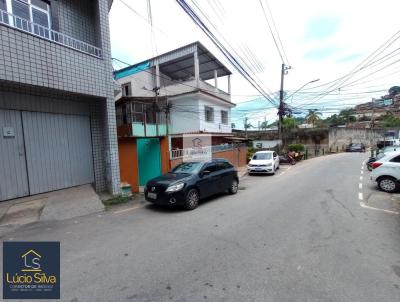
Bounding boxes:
[22,111,94,195]
[0,109,30,201]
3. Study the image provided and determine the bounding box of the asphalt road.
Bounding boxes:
[1,153,400,302]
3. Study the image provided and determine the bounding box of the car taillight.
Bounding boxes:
[371,162,383,169]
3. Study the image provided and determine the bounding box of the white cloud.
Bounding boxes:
[110,0,400,126]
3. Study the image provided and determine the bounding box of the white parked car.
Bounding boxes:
[247,151,280,175]
[370,151,400,193]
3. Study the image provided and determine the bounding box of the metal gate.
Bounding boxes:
[22,111,94,195]
[0,109,94,201]
[0,109,29,200]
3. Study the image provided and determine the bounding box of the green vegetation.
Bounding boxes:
[379,112,400,127]
[281,117,297,130]
[288,143,305,152]
[305,109,322,127]
[103,195,131,207]
[247,146,256,161]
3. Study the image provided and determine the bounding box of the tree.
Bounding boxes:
[281,117,297,130]
[305,109,322,127]
[380,112,400,127]
[231,122,236,129]
[260,121,268,130]
[338,109,356,123]
[244,122,253,130]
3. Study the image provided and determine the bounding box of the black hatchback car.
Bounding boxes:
[144,159,239,210]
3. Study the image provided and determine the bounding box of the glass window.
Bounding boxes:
[221,110,228,124]
[205,106,214,122]
[202,163,217,173]
[32,7,48,27]
[11,0,50,32]
[0,0,7,11]
[31,0,48,11]
[217,161,232,170]
[252,153,272,160]
[390,155,400,163]
[12,0,30,20]
[171,162,203,175]
[122,83,131,96]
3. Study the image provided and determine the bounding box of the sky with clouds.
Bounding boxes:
[109,0,400,128]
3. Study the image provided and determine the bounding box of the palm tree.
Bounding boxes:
[306,109,322,127]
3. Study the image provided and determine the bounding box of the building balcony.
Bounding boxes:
[116,97,168,138]
[117,122,167,138]
[160,79,231,103]
[0,9,102,58]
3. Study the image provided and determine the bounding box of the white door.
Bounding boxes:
[0,110,30,201]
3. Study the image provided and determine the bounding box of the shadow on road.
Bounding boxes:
[143,192,232,213]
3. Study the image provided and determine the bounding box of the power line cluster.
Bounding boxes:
[176,0,277,106]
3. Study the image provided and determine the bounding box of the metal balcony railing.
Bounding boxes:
[170,143,246,159]
[0,9,102,58]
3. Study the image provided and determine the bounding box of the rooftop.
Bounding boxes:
[114,41,232,81]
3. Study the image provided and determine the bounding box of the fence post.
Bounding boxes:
[305,149,308,160]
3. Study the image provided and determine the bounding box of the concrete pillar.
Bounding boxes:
[228,75,231,95]
[214,70,218,89]
[155,64,160,89]
[194,50,200,88]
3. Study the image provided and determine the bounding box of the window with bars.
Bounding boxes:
[9,0,50,34]
[221,110,228,124]
[205,106,214,122]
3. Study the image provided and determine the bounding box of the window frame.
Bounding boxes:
[390,155,400,163]
[122,82,132,97]
[8,0,51,29]
[204,106,214,123]
[220,110,228,125]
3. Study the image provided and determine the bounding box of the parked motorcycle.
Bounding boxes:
[279,154,296,165]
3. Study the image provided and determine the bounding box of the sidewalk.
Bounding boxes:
[0,184,105,237]
[237,166,248,178]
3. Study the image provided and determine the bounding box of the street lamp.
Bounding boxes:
[285,78,320,101]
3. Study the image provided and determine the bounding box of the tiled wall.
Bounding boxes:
[0,0,120,195]
[57,0,99,46]
[0,85,107,192]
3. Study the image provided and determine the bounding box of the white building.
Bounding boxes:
[114,42,235,149]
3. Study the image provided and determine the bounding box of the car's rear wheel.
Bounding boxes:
[378,177,399,193]
[229,179,238,194]
[183,189,199,210]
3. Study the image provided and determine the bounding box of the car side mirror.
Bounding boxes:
[201,170,211,177]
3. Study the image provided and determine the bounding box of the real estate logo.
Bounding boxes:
[3,242,60,300]
[183,134,212,162]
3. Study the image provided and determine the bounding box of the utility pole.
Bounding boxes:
[278,63,290,151]
[244,116,248,138]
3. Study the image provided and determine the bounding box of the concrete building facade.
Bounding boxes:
[0,0,120,201]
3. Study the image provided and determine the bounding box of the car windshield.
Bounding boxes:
[170,162,203,174]
[252,153,272,160]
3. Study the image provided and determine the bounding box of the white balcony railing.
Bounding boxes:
[170,143,245,159]
[0,9,102,58]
